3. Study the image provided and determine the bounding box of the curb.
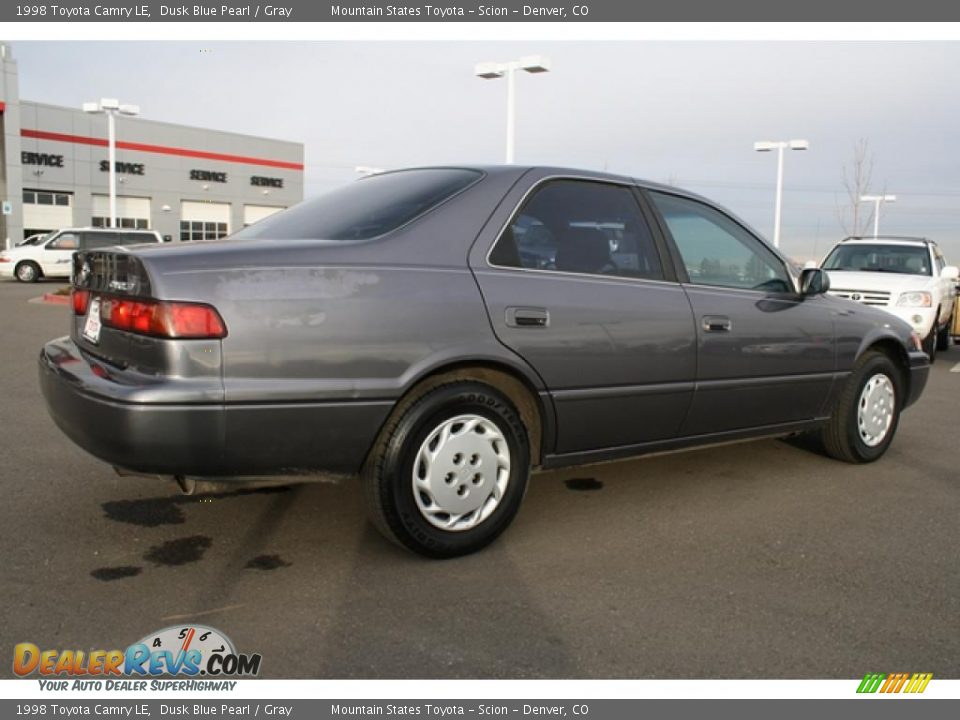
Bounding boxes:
[41,293,69,306]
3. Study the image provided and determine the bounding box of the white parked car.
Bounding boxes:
[820,236,959,360]
[0,228,163,283]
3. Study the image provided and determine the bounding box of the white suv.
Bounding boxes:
[0,228,163,283]
[820,236,959,360]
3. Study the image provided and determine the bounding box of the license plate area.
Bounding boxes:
[82,297,102,344]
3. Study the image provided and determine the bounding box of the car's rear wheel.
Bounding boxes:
[15,261,41,283]
[936,314,952,351]
[820,350,903,464]
[363,382,530,558]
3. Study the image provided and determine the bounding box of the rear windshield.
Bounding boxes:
[85,232,158,249]
[823,243,931,276]
[233,168,482,241]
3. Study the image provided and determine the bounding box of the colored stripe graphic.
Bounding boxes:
[20,128,304,171]
[857,672,932,694]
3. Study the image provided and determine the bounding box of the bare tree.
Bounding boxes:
[837,139,875,237]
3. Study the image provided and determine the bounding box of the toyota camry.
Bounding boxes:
[39,166,930,557]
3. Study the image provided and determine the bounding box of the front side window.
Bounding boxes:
[489,179,664,281]
[822,243,932,276]
[48,233,78,250]
[649,192,791,293]
[234,168,482,241]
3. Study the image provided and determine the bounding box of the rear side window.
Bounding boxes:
[489,179,664,281]
[233,169,482,241]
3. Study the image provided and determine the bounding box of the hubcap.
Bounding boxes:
[412,414,511,532]
[857,373,895,447]
[17,264,35,281]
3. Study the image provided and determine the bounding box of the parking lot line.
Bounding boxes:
[951,362,960,373]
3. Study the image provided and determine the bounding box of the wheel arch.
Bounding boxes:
[862,336,911,398]
[364,359,551,470]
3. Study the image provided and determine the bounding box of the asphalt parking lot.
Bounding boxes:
[1,277,958,679]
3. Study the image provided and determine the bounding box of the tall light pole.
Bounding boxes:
[859,194,896,238]
[753,139,809,248]
[83,98,140,228]
[475,55,551,164]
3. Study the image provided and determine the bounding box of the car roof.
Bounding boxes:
[839,235,933,247]
[383,164,719,207]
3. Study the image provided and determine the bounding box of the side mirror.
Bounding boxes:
[800,267,830,296]
[941,265,959,280]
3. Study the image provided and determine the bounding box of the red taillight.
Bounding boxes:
[71,289,91,316]
[167,303,227,338]
[100,297,226,339]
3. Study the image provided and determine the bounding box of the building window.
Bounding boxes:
[23,190,72,206]
[180,220,229,242]
[92,216,150,230]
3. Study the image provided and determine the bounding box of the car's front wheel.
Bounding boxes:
[936,314,952,351]
[15,261,41,283]
[363,382,530,558]
[820,349,903,463]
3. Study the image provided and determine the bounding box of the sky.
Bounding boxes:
[11,41,960,261]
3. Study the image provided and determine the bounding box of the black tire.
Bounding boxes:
[936,316,952,351]
[15,261,41,283]
[363,382,530,558]
[820,350,903,464]
[921,322,937,363]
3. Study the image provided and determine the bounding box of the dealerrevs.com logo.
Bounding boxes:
[857,673,933,694]
[14,625,261,689]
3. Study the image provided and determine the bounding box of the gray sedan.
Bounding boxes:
[39,166,930,557]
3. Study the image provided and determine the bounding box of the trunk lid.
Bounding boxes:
[69,248,224,399]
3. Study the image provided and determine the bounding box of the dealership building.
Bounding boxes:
[0,43,304,248]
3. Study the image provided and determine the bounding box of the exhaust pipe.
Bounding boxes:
[113,466,196,495]
[175,476,196,495]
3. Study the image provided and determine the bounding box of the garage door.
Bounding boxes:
[92,195,151,229]
[22,189,74,236]
[243,204,284,227]
[181,201,230,242]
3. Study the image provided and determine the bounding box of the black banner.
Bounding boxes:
[3,0,960,22]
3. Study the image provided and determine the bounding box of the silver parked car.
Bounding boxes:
[39,166,931,557]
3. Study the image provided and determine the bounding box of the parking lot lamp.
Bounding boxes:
[859,194,897,238]
[82,98,140,228]
[753,139,809,248]
[475,56,551,164]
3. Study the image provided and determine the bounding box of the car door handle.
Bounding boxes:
[506,307,550,328]
[702,315,732,333]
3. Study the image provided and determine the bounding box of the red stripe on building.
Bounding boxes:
[20,128,304,171]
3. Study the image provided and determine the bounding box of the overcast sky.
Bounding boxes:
[12,41,960,260]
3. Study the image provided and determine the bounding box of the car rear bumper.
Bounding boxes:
[903,349,930,410]
[39,336,393,478]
